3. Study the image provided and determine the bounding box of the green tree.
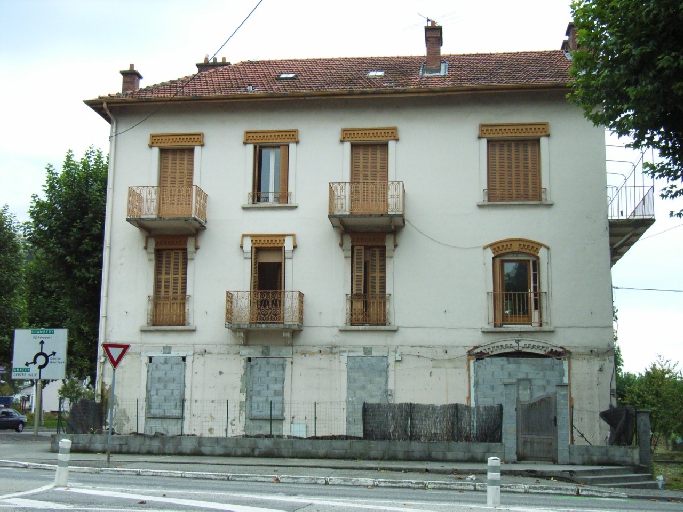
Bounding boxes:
[569,0,683,216]
[27,148,108,381]
[0,205,25,372]
[622,357,683,440]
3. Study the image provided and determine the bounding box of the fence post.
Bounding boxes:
[487,456,501,507]
[269,400,273,436]
[314,402,317,438]
[226,400,229,437]
[181,398,185,436]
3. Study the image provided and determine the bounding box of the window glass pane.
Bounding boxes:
[273,148,280,193]
[259,149,271,195]
[503,261,529,293]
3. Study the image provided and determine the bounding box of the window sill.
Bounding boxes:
[477,201,553,207]
[481,326,555,333]
[242,203,298,210]
[339,325,398,331]
[140,325,196,331]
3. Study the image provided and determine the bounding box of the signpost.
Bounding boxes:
[102,343,130,464]
[12,329,68,435]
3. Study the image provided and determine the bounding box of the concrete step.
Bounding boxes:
[576,473,654,486]
[601,480,660,490]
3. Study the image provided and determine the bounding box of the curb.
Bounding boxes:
[0,459,628,499]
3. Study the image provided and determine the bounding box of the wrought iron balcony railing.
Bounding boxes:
[329,182,404,216]
[127,186,208,223]
[247,191,292,204]
[487,291,547,328]
[345,294,391,326]
[607,185,655,220]
[225,291,304,329]
[147,295,190,326]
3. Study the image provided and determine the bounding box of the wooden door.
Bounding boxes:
[517,393,557,462]
[250,247,284,323]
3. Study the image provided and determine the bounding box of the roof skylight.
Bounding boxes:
[367,70,385,77]
[277,73,298,80]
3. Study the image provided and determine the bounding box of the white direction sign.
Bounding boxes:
[12,329,67,380]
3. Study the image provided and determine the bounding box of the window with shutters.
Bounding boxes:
[159,148,195,217]
[153,247,188,326]
[253,145,289,204]
[350,245,387,326]
[479,123,550,204]
[487,140,540,202]
[350,144,389,214]
[243,130,298,207]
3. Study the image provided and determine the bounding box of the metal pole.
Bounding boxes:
[269,400,273,436]
[106,367,116,464]
[57,397,62,435]
[136,398,139,434]
[181,398,185,436]
[314,402,317,438]
[226,400,229,437]
[34,379,42,436]
[487,456,501,507]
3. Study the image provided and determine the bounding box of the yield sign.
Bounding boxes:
[102,343,130,369]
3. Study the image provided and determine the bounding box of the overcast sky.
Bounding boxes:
[0,0,681,375]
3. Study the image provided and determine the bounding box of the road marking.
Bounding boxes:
[0,498,69,509]
[61,487,286,512]
[0,483,54,500]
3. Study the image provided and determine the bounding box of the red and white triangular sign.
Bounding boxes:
[102,343,130,369]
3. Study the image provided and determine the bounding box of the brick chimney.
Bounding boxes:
[565,22,577,51]
[196,56,231,73]
[120,64,142,93]
[424,21,443,74]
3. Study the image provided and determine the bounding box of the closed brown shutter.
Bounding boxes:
[492,257,503,327]
[367,247,386,295]
[160,148,194,187]
[251,247,260,291]
[487,140,540,202]
[352,246,365,294]
[351,144,388,182]
[154,248,188,325]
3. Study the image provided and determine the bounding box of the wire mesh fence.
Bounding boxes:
[59,397,503,442]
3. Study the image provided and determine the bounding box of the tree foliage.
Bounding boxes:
[26,148,108,381]
[0,205,24,371]
[620,357,683,439]
[569,0,683,215]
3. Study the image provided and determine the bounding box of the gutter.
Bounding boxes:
[96,101,116,397]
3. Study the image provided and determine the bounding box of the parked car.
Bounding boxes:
[0,408,27,432]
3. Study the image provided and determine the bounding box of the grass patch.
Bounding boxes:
[653,448,683,490]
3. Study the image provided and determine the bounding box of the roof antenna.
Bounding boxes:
[418,13,434,25]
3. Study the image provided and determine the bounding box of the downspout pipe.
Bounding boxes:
[97,102,116,398]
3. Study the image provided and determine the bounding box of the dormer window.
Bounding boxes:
[276,73,297,80]
[367,70,385,78]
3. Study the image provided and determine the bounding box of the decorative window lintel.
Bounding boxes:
[484,238,548,256]
[244,130,299,144]
[149,133,204,147]
[340,127,399,142]
[478,123,549,139]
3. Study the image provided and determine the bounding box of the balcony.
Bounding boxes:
[127,186,208,235]
[225,291,304,331]
[486,291,548,328]
[345,294,391,326]
[608,185,655,266]
[147,295,190,326]
[328,182,404,232]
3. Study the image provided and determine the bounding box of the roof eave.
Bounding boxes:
[84,82,571,121]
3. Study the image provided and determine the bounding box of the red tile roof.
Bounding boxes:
[91,51,571,104]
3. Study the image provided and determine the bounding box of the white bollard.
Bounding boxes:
[54,438,72,487]
[487,456,501,508]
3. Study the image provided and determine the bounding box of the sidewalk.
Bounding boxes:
[1,431,682,502]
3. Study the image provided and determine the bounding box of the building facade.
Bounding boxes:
[86,24,646,453]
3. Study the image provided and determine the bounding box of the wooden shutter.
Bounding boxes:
[279,145,289,204]
[251,247,260,291]
[367,247,386,295]
[352,246,365,294]
[492,257,503,327]
[351,144,388,182]
[154,248,187,326]
[487,140,540,202]
[160,148,194,187]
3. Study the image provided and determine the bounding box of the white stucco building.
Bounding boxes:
[86,23,653,458]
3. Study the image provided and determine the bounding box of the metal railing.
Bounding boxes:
[487,291,547,327]
[247,191,292,204]
[346,294,391,326]
[607,185,655,220]
[329,182,404,215]
[483,188,547,203]
[147,295,191,326]
[225,291,304,327]
[127,186,208,222]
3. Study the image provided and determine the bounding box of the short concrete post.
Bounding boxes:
[636,410,652,472]
[54,438,72,487]
[502,382,517,462]
[487,456,501,507]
